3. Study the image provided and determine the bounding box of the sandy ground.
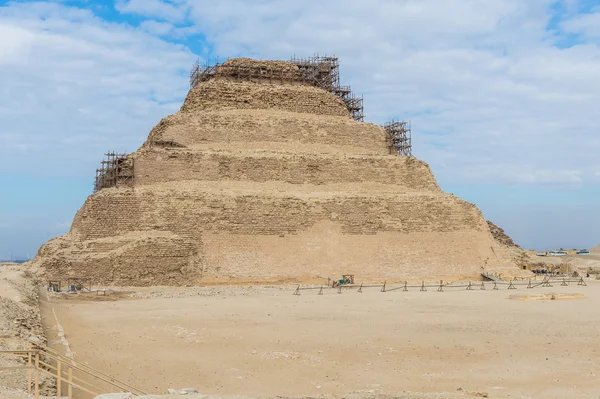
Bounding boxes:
[40,279,600,399]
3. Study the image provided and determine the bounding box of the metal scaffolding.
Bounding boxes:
[94,152,134,192]
[290,55,364,122]
[189,55,365,122]
[289,55,341,90]
[384,120,412,156]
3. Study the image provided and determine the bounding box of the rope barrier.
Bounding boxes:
[292,277,588,295]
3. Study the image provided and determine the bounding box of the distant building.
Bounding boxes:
[549,251,567,256]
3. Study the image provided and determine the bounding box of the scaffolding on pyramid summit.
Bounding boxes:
[189,55,364,122]
[290,55,364,122]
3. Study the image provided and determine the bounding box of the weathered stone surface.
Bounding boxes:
[33,58,520,285]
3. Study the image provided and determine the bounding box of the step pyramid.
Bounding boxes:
[33,58,518,286]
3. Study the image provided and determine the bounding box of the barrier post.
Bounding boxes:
[68,367,73,399]
[480,282,486,290]
[293,285,300,296]
[403,281,408,292]
[27,342,32,394]
[57,359,62,398]
[543,277,552,287]
[34,351,39,399]
[381,281,386,293]
[466,281,473,291]
[493,282,498,290]
[508,281,516,289]
[527,280,533,289]
[420,281,427,292]
[318,286,323,295]
[437,280,443,292]
[358,283,363,293]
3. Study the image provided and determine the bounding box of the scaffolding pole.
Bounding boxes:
[94,152,134,193]
[384,120,412,156]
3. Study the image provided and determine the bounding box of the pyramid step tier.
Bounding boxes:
[145,109,388,154]
[72,184,484,241]
[134,149,440,190]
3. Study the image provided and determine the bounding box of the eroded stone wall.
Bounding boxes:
[181,80,349,116]
[38,234,201,286]
[134,149,441,190]
[70,186,484,241]
[144,110,388,154]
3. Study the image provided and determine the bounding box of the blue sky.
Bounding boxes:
[1,0,600,259]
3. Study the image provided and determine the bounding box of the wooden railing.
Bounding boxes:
[0,338,146,398]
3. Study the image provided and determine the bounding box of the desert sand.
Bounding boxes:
[41,279,600,399]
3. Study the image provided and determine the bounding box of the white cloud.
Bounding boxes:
[561,8,600,38]
[140,20,174,36]
[115,0,187,23]
[1,0,599,190]
[0,2,195,177]
[0,24,36,62]
[0,0,600,185]
[1,0,599,254]
[177,0,600,187]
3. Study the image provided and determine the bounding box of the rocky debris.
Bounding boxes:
[487,221,521,248]
[0,387,36,399]
[0,264,54,396]
[0,270,44,340]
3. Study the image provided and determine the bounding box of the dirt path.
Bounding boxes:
[48,281,600,399]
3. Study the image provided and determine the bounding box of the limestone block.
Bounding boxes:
[93,393,133,399]
[167,388,201,395]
